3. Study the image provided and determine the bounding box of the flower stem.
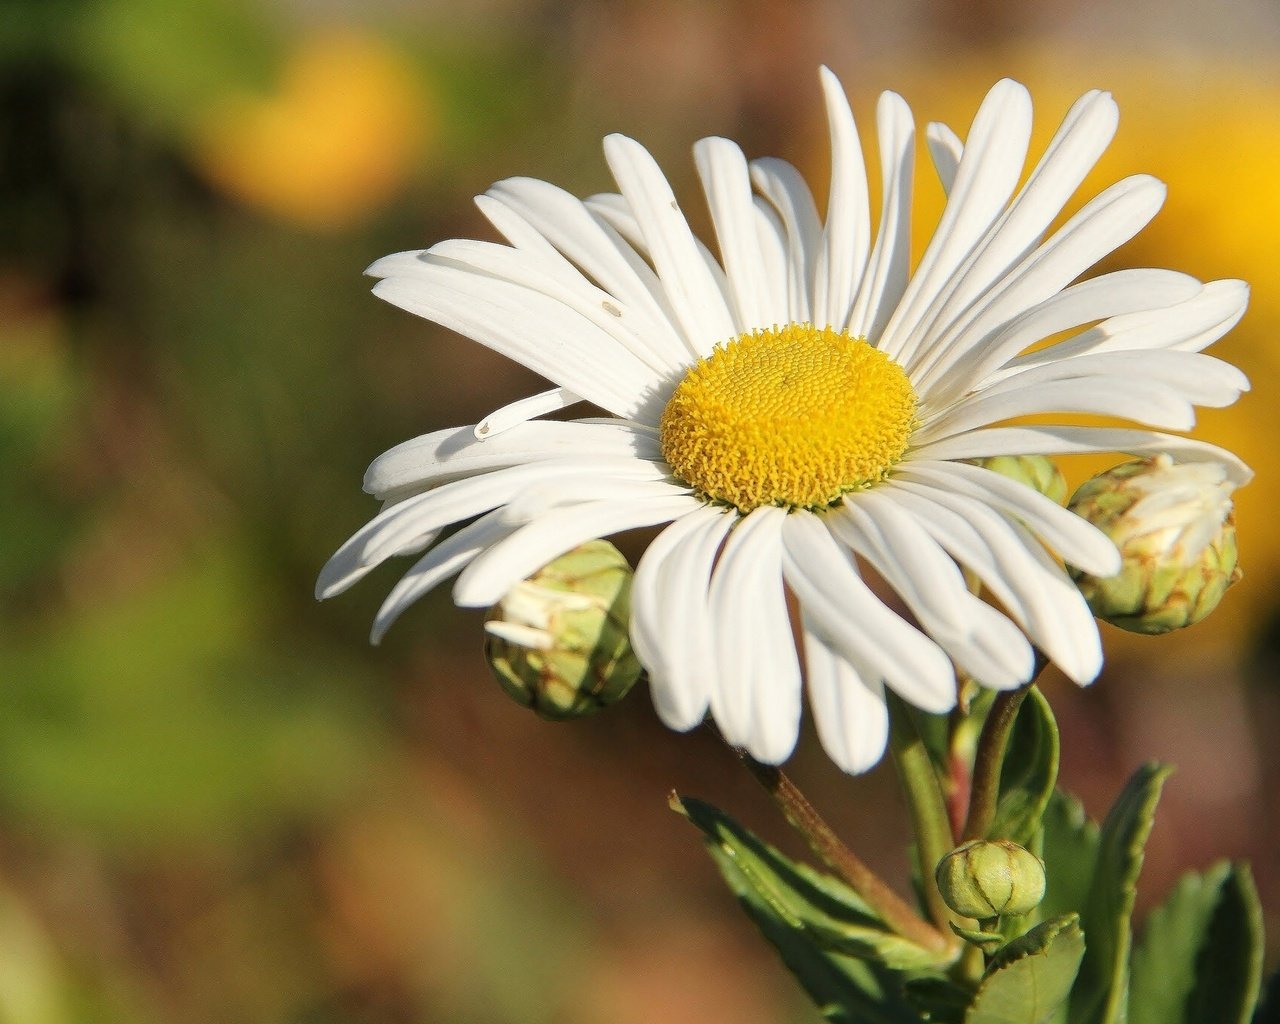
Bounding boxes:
[961,655,1046,841]
[886,693,960,937]
[736,751,951,955]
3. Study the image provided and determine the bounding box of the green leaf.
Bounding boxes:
[1130,861,1264,1024]
[965,914,1086,1024]
[990,687,1060,846]
[1068,762,1173,1024]
[1038,790,1100,923]
[674,795,947,970]
[672,795,937,1024]
[1253,966,1280,1024]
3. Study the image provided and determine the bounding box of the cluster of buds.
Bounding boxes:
[1067,455,1241,634]
[484,540,641,720]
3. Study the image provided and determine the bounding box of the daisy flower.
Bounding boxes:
[318,69,1251,773]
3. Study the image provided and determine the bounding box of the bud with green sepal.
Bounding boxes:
[935,839,1047,922]
[484,540,641,720]
[1067,455,1241,635]
[969,455,1068,505]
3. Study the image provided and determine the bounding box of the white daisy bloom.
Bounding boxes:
[318,68,1252,774]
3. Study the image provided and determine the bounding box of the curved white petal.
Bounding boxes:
[801,615,889,775]
[848,90,915,341]
[879,79,1032,362]
[372,268,668,422]
[781,510,957,714]
[750,156,822,324]
[695,136,773,331]
[911,425,1254,487]
[371,510,519,643]
[884,480,1103,683]
[707,507,803,762]
[603,134,737,352]
[835,491,1036,689]
[453,493,700,608]
[366,420,661,503]
[894,460,1121,576]
[473,388,584,439]
[926,122,964,194]
[632,506,736,731]
[813,67,872,331]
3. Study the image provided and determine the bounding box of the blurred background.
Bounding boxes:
[2,0,1278,1020]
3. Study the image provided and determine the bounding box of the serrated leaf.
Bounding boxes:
[990,687,1060,845]
[965,914,1085,1024]
[1130,861,1263,1024]
[674,795,956,1023]
[1038,790,1100,923]
[674,795,947,971]
[1068,762,1173,1024]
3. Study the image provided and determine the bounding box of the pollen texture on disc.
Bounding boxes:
[659,324,917,512]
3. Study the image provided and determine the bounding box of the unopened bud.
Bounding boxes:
[484,540,641,720]
[1068,455,1241,635]
[970,455,1068,505]
[935,839,1046,919]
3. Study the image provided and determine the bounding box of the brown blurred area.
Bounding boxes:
[1,0,1278,1020]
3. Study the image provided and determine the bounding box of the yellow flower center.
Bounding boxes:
[659,324,917,512]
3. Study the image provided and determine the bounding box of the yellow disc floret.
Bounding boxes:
[659,324,917,512]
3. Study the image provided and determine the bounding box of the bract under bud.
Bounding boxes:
[970,455,1068,505]
[1067,455,1241,635]
[935,839,1046,919]
[484,540,641,720]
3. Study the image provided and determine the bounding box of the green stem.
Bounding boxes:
[737,752,951,955]
[887,693,959,937]
[961,673,1040,842]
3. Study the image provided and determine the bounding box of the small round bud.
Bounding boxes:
[935,839,1047,919]
[1068,455,1241,635]
[969,455,1068,505]
[484,540,641,720]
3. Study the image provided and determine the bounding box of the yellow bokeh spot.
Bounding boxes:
[660,325,917,512]
[192,29,430,230]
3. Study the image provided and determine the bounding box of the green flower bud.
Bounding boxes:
[935,839,1047,919]
[484,540,641,720]
[969,455,1068,505]
[1068,455,1241,635]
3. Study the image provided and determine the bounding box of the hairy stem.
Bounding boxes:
[737,752,951,955]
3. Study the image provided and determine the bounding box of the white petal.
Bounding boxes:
[908,91,1119,370]
[885,481,1102,683]
[1006,279,1250,371]
[750,157,822,324]
[926,122,964,194]
[880,79,1032,362]
[908,174,1167,390]
[848,91,915,341]
[632,506,736,731]
[372,267,668,421]
[835,492,1035,689]
[920,269,1202,408]
[483,178,692,358]
[752,196,791,326]
[474,387,584,439]
[813,67,872,331]
[801,615,889,775]
[371,510,519,642]
[893,460,1121,576]
[453,493,700,607]
[321,457,667,599]
[603,134,738,352]
[916,376,1198,442]
[910,425,1254,487]
[707,507,802,762]
[695,136,773,331]
[366,420,660,503]
[502,477,691,523]
[780,510,957,714]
